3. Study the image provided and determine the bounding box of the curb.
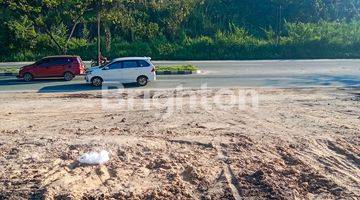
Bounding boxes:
[0,72,17,76]
[156,70,201,75]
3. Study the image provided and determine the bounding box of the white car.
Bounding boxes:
[85,57,156,86]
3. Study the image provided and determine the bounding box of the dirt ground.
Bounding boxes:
[0,87,359,199]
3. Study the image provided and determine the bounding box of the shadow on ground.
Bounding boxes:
[38,83,142,93]
[0,78,67,86]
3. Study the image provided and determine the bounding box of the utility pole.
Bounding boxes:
[97,11,101,66]
[276,4,282,45]
[279,4,282,44]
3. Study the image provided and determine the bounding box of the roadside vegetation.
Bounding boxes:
[0,67,19,74]
[156,65,198,72]
[0,64,200,74]
[1,0,360,61]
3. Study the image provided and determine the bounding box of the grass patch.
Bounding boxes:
[0,65,200,74]
[0,67,19,74]
[156,65,198,72]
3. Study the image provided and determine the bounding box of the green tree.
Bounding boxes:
[3,0,93,54]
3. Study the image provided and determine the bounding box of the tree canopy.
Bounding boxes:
[0,0,359,61]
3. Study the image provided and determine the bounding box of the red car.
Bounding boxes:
[18,56,86,81]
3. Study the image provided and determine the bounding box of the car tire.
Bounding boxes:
[23,73,33,82]
[64,72,75,81]
[91,77,103,87]
[137,76,148,86]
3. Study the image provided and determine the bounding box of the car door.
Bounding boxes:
[35,58,53,77]
[39,58,69,77]
[102,61,123,82]
[52,58,70,76]
[121,60,139,83]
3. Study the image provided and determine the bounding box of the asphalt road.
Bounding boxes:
[0,60,359,93]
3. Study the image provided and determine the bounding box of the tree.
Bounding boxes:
[2,0,93,54]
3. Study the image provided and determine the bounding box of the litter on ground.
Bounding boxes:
[78,150,110,165]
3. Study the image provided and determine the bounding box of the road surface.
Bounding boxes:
[0,60,359,93]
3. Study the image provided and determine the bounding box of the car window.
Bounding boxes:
[54,58,71,65]
[107,61,122,69]
[122,61,139,68]
[45,58,58,67]
[138,60,150,67]
[36,59,44,66]
[38,59,51,67]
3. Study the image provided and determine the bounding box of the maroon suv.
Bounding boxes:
[18,56,86,81]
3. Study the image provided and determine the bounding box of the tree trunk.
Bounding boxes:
[64,16,81,55]
[97,12,101,65]
[25,15,64,54]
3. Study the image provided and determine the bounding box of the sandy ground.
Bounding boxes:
[0,87,359,199]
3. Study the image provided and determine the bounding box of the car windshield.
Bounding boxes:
[35,59,44,65]
[99,64,107,68]
[99,60,112,68]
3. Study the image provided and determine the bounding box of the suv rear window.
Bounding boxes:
[122,61,139,68]
[138,60,150,67]
[76,57,83,64]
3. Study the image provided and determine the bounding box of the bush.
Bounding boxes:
[156,65,199,72]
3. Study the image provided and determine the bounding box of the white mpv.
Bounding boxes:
[85,57,156,86]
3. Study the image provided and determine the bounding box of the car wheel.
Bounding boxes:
[23,73,33,82]
[64,72,75,81]
[137,76,148,86]
[91,77,103,87]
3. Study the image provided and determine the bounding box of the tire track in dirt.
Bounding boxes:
[165,135,243,199]
[214,143,242,200]
[326,140,360,167]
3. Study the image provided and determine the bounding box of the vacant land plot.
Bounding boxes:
[0,88,359,199]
